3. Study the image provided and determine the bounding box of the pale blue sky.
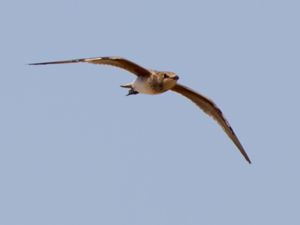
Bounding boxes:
[0,0,299,224]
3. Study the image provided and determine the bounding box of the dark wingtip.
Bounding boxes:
[28,62,54,65]
[245,157,252,164]
[27,59,83,66]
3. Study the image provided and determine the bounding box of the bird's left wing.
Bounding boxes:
[29,56,152,77]
[171,83,251,164]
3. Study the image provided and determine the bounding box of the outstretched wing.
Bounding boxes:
[29,56,152,77]
[171,83,251,164]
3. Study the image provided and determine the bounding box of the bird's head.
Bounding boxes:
[158,71,179,91]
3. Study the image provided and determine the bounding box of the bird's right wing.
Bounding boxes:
[29,56,152,77]
[171,83,251,164]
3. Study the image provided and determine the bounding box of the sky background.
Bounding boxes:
[1,0,300,224]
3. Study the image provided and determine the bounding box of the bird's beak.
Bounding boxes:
[173,75,179,81]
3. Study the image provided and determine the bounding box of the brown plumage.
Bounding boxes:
[30,56,251,163]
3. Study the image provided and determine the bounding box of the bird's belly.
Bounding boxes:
[133,79,161,95]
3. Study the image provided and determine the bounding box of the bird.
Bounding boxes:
[29,56,251,164]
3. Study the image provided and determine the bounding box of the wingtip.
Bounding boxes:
[28,62,48,65]
[27,58,84,66]
[246,157,252,164]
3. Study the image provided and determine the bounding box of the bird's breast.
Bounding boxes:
[133,78,162,95]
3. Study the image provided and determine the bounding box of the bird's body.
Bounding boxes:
[29,56,251,164]
[131,71,178,95]
[133,77,159,94]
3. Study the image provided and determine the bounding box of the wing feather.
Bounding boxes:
[171,83,251,164]
[29,56,151,77]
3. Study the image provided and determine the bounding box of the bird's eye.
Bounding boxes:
[163,74,169,79]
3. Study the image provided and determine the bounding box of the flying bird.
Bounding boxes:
[29,56,251,164]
